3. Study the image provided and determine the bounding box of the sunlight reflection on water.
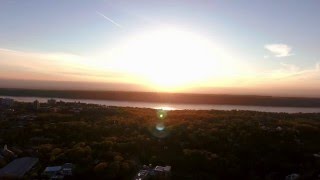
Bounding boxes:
[154,106,176,111]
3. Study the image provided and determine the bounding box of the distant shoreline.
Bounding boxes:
[1,88,320,107]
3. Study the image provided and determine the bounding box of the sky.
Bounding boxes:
[0,0,320,97]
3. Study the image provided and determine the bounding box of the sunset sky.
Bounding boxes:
[1,0,320,97]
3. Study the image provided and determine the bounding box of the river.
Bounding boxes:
[2,96,320,113]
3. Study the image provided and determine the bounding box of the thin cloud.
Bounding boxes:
[96,11,122,28]
[269,62,320,81]
[0,48,20,53]
[0,47,126,82]
[316,62,320,71]
[280,62,300,72]
[264,44,293,57]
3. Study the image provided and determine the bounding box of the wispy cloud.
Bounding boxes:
[267,62,320,81]
[279,62,300,72]
[264,44,293,57]
[96,11,122,28]
[0,48,127,82]
[316,62,320,71]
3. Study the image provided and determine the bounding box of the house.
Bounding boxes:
[71,107,82,114]
[135,165,171,180]
[154,166,171,179]
[43,166,62,177]
[276,126,283,131]
[43,163,74,179]
[61,163,74,176]
[314,153,320,158]
[134,170,150,180]
[285,173,300,180]
[0,157,39,178]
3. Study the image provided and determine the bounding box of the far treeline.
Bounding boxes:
[1,88,320,107]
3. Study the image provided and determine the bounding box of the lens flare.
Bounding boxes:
[149,109,170,138]
[157,109,167,120]
[156,123,165,131]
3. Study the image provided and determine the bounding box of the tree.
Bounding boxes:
[94,162,108,174]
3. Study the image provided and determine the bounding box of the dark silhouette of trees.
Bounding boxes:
[1,103,320,179]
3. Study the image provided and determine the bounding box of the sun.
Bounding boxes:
[107,27,228,91]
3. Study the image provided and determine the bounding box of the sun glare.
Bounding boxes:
[108,27,230,91]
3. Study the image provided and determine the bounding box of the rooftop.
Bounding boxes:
[0,157,38,178]
[135,170,149,180]
[154,166,171,172]
[44,166,62,172]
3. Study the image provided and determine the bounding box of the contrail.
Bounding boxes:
[96,11,122,28]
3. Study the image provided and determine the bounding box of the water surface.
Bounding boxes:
[2,96,320,113]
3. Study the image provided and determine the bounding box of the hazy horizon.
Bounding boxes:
[1,1,320,97]
[1,78,320,98]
